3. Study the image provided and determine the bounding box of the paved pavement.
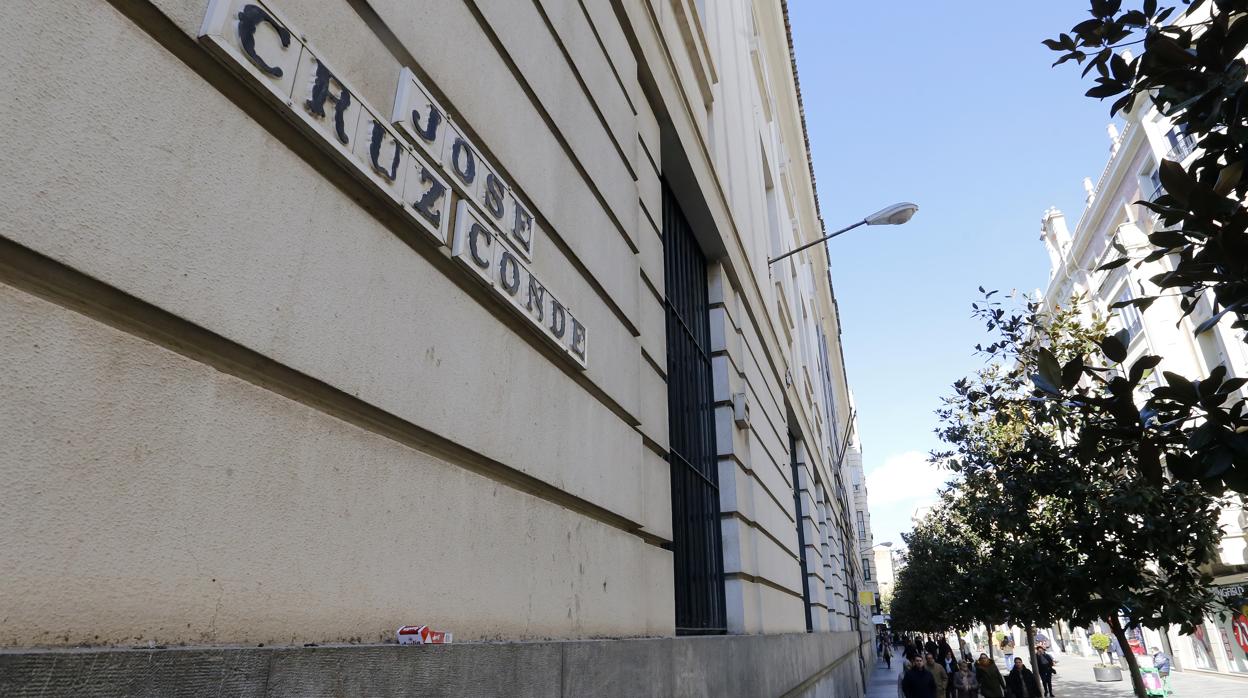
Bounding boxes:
[1040,651,1246,698]
[864,652,902,698]
[864,648,1247,698]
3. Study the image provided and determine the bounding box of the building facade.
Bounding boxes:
[873,546,896,614]
[846,409,881,616]
[1040,83,1248,678]
[0,0,876,694]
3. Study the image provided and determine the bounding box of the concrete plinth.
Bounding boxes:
[0,632,867,698]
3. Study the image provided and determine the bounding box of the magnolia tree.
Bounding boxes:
[1044,0,1248,492]
[890,498,1002,636]
[933,295,1224,698]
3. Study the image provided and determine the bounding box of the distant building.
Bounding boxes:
[874,545,897,612]
[846,407,880,615]
[1040,78,1248,676]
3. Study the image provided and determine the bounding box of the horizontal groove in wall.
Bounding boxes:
[347,0,642,259]
[639,430,668,458]
[576,0,638,116]
[640,269,663,306]
[719,510,798,565]
[100,0,645,433]
[350,0,642,337]
[527,0,638,182]
[722,571,804,601]
[0,236,666,550]
[641,348,666,382]
[716,453,794,523]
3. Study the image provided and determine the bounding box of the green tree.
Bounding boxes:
[935,294,1225,698]
[1044,0,1248,492]
[1090,632,1112,664]
[890,499,1004,636]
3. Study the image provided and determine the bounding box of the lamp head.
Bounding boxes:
[865,202,919,226]
[880,541,894,548]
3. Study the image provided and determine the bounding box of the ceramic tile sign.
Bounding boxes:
[198,0,302,105]
[198,1,585,369]
[198,0,449,248]
[393,68,535,263]
[452,201,587,367]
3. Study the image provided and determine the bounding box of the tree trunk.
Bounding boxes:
[1107,616,1147,698]
[1025,626,1043,697]
[987,623,995,660]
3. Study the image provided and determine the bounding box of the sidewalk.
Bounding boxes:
[1011,651,1244,698]
[868,649,1246,698]
[864,652,901,698]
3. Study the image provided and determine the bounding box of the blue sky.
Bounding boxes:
[789,1,1118,551]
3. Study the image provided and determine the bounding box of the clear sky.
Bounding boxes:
[789,1,1118,552]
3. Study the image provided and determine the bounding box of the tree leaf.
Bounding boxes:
[1162,371,1199,404]
[1086,81,1126,98]
[1062,356,1086,390]
[1214,160,1244,196]
[1099,330,1129,363]
[1194,310,1228,335]
[1129,355,1162,385]
[1098,257,1131,271]
[1158,159,1195,206]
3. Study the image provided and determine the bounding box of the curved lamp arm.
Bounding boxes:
[767,202,918,266]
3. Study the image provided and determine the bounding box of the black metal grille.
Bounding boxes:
[790,434,813,632]
[662,183,726,635]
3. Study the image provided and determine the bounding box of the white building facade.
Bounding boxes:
[0,0,877,694]
[1040,90,1248,678]
[845,409,881,618]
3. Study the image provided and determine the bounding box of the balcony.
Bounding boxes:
[1165,133,1198,163]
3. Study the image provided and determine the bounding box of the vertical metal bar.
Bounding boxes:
[662,182,725,634]
[791,435,813,632]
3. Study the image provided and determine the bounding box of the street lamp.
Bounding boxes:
[767,202,919,266]
[860,541,893,553]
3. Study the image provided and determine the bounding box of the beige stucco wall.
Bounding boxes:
[0,282,672,646]
[0,0,866,649]
[0,0,671,647]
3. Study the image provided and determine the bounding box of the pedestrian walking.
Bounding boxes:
[902,655,939,698]
[884,642,893,670]
[1150,646,1171,680]
[1001,634,1015,668]
[1034,645,1057,697]
[943,653,958,698]
[926,653,949,698]
[975,654,1006,698]
[1005,658,1037,698]
[1108,635,1122,666]
[953,661,979,698]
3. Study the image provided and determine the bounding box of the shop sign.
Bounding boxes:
[198,0,587,368]
[1215,584,1246,602]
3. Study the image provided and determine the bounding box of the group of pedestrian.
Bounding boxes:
[894,634,1058,698]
